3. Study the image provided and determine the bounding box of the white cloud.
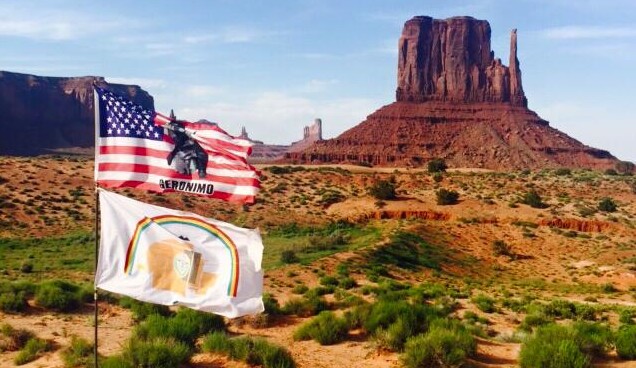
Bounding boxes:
[184,85,225,98]
[542,26,636,40]
[183,26,282,45]
[299,79,339,93]
[0,3,137,41]
[291,53,336,60]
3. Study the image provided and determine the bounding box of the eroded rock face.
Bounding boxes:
[0,71,153,155]
[287,102,615,170]
[289,118,323,152]
[538,218,612,233]
[396,16,526,106]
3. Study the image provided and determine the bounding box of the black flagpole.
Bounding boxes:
[94,189,99,368]
[93,84,100,368]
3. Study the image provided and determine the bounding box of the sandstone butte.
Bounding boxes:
[0,71,153,155]
[286,16,618,170]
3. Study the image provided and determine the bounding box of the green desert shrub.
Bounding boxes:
[519,322,612,368]
[14,337,50,365]
[119,297,172,321]
[119,337,191,368]
[472,294,496,313]
[338,276,357,290]
[571,322,612,357]
[427,158,448,173]
[519,312,553,332]
[618,309,635,325]
[435,188,459,205]
[202,331,233,355]
[401,319,476,368]
[375,316,421,351]
[598,197,618,212]
[0,290,28,313]
[521,338,589,368]
[555,168,572,176]
[0,323,34,352]
[35,280,90,312]
[357,300,447,351]
[61,336,93,367]
[292,284,309,295]
[134,309,224,347]
[173,307,225,335]
[20,261,33,273]
[522,190,548,208]
[262,293,282,315]
[293,311,349,345]
[280,250,299,264]
[319,276,339,287]
[100,356,133,368]
[367,231,440,270]
[203,333,295,368]
[492,240,513,257]
[616,325,636,359]
[282,295,329,317]
[369,179,397,200]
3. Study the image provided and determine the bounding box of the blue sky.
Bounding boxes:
[1,0,634,162]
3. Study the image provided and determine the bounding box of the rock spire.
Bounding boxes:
[396,16,527,107]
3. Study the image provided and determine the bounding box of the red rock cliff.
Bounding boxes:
[0,71,154,155]
[396,16,526,107]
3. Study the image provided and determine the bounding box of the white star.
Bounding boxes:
[107,128,112,134]
[101,95,107,100]
[111,122,117,128]
[107,117,113,123]
[120,123,124,129]
[117,129,121,134]
[136,130,142,135]
[124,128,130,135]
[145,131,150,137]
[127,113,132,118]
[115,101,120,106]
[118,112,123,118]
[124,118,130,124]
[154,132,159,138]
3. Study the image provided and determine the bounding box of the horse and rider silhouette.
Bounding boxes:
[165,110,208,179]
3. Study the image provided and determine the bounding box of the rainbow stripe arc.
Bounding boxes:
[124,215,240,297]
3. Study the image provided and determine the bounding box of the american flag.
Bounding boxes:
[94,87,260,204]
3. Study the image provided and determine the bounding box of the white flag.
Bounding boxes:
[96,189,264,318]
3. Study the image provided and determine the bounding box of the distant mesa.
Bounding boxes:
[289,118,323,152]
[241,118,323,163]
[0,70,153,155]
[238,126,264,145]
[287,16,617,170]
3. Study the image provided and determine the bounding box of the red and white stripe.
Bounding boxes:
[154,113,252,160]
[96,130,260,204]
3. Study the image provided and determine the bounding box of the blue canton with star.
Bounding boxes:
[97,87,163,141]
